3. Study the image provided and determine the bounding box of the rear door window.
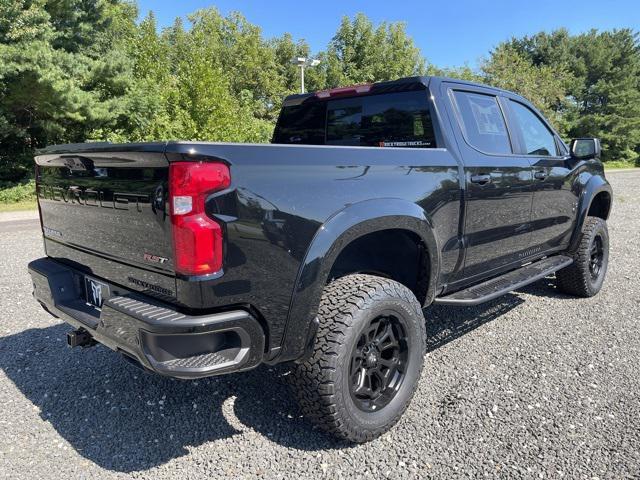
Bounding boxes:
[452,91,512,155]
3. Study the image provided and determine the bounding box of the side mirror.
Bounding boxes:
[570,138,601,160]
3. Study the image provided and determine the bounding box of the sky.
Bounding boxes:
[137,0,640,68]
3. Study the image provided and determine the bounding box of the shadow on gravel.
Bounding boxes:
[424,275,579,352]
[0,323,346,473]
[0,291,537,472]
[424,293,525,352]
[515,276,578,300]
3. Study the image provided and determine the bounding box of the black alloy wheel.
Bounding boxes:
[349,314,408,412]
[556,216,609,297]
[292,274,426,443]
[589,234,605,280]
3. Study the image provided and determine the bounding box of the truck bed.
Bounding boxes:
[35,141,461,352]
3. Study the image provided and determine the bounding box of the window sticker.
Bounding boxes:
[378,140,433,147]
[469,99,506,135]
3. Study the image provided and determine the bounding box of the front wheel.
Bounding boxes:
[292,274,426,443]
[556,216,609,297]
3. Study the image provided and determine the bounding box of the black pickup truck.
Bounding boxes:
[28,76,612,442]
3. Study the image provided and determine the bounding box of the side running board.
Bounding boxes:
[434,255,573,306]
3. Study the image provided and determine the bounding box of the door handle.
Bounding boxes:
[534,171,548,180]
[470,174,492,185]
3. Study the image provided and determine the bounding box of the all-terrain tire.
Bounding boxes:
[292,274,426,443]
[556,216,609,297]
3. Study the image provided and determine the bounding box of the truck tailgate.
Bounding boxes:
[35,144,174,280]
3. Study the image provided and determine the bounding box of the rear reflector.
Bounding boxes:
[169,162,231,276]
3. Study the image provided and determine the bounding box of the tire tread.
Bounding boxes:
[556,216,608,297]
[292,274,425,443]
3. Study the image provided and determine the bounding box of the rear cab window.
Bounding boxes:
[272,103,326,145]
[272,90,437,148]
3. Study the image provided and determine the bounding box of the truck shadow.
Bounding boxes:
[0,290,529,472]
[515,276,581,300]
[424,292,524,352]
[0,323,343,471]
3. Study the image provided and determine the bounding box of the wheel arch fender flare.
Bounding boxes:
[275,198,440,363]
[570,173,613,251]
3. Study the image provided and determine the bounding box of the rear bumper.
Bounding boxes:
[27,257,265,379]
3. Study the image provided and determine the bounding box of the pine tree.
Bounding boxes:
[502,28,640,163]
[0,0,137,181]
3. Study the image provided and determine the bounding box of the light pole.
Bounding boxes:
[291,57,320,94]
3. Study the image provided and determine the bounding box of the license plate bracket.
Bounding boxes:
[85,276,109,309]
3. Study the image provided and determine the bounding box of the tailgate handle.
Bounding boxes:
[534,170,548,180]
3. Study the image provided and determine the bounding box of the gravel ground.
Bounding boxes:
[0,170,639,479]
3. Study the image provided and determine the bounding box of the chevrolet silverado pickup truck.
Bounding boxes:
[28,76,612,442]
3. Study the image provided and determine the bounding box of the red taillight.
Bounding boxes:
[169,162,231,276]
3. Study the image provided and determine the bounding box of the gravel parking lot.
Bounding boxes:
[0,169,638,479]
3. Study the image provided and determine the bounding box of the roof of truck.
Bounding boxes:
[282,75,514,106]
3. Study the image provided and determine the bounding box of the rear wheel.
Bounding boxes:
[556,216,609,297]
[292,274,426,443]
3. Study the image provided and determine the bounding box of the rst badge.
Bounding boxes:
[143,253,169,265]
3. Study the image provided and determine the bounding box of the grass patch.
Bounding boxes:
[0,199,37,212]
[0,179,37,212]
[0,179,36,202]
[604,160,638,169]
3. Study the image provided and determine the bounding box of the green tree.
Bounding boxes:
[120,8,274,143]
[271,33,320,95]
[172,10,273,142]
[97,11,181,142]
[426,64,484,83]
[504,29,640,162]
[0,0,137,182]
[4,2,637,187]
[568,30,640,162]
[482,44,571,132]
[322,13,426,88]
[187,9,284,122]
